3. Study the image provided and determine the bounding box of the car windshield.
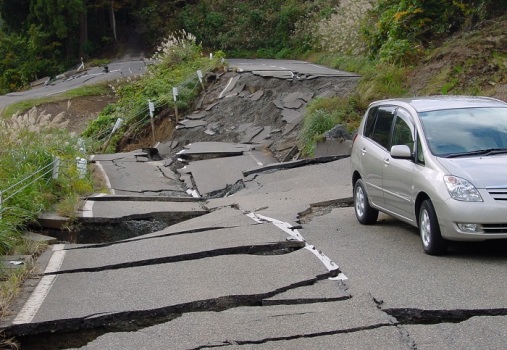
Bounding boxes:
[419,107,507,157]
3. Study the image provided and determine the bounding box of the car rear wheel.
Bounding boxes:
[419,199,448,255]
[354,179,379,225]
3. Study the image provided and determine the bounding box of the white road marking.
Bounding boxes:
[247,213,348,280]
[81,193,107,218]
[219,77,235,99]
[93,160,114,194]
[246,152,265,166]
[13,245,66,324]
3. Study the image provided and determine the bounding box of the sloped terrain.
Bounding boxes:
[157,71,359,161]
[407,15,507,100]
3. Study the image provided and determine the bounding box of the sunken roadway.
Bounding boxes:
[2,59,507,349]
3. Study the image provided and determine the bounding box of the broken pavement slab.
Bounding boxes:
[18,245,337,324]
[91,153,188,197]
[177,141,261,159]
[22,232,57,245]
[178,150,279,197]
[79,195,207,221]
[52,208,301,272]
[58,296,407,350]
[227,58,361,79]
[176,119,208,129]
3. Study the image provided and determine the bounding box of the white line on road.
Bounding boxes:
[219,77,234,99]
[246,213,347,280]
[90,158,114,195]
[81,193,107,218]
[13,245,66,324]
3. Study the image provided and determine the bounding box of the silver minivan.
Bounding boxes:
[350,96,507,255]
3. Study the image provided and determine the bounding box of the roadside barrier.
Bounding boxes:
[0,156,87,219]
[89,68,210,145]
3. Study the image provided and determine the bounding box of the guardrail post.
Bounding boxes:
[77,157,87,179]
[52,156,60,179]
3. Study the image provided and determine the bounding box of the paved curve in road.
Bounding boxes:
[1,59,506,349]
[0,60,150,110]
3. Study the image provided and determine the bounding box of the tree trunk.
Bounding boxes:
[79,6,88,58]
[110,0,117,43]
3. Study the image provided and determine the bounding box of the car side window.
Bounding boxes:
[391,109,414,151]
[363,107,378,138]
[416,136,425,165]
[369,107,396,149]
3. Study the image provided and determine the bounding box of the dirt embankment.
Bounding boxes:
[407,15,507,100]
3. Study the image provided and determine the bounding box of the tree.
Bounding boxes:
[29,0,86,58]
[0,0,30,33]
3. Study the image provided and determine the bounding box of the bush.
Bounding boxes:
[362,0,502,64]
[83,31,225,152]
[0,125,93,255]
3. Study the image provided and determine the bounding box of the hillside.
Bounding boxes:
[6,13,506,157]
[407,15,507,101]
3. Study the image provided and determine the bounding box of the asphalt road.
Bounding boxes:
[1,59,506,349]
[0,60,149,110]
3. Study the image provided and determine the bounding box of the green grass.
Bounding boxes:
[299,53,409,155]
[83,32,225,152]
[1,84,111,119]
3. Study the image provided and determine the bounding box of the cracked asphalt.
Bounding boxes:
[2,60,507,349]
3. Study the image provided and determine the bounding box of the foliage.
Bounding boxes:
[0,125,94,256]
[83,31,225,152]
[362,0,506,65]
[316,0,373,56]
[299,52,409,156]
[179,0,339,57]
[0,26,63,93]
[300,95,365,156]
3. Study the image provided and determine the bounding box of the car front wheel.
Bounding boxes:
[419,199,448,255]
[354,179,379,225]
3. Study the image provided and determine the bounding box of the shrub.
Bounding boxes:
[316,0,373,56]
[83,31,224,152]
[361,0,501,64]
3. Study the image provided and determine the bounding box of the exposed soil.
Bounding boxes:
[407,15,507,101]
[34,94,118,134]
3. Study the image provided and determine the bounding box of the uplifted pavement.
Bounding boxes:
[1,60,402,349]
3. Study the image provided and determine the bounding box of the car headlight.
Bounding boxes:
[444,175,483,202]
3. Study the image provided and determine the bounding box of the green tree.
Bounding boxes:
[362,0,505,64]
[29,0,85,58]
[0,0,30,32]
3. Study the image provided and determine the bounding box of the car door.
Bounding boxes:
[360,106,396,209]
[382,108,417,222]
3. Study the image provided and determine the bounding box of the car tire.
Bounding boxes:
[354,179,379,225]
[419,199,448,255]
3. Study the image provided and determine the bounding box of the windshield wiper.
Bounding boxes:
[445,148,507,158]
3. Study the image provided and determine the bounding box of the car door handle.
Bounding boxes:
[384,157,390,165]
[361,147,367,155]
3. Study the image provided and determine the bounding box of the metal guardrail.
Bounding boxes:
[0,155,87,219]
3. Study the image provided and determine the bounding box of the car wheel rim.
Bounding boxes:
[420,208,431,247]
[355,186,365,218]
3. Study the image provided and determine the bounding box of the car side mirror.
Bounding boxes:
[390,144,412,159]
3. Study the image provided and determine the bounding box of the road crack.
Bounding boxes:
[4,272,340,349]
[47,241,306,275]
